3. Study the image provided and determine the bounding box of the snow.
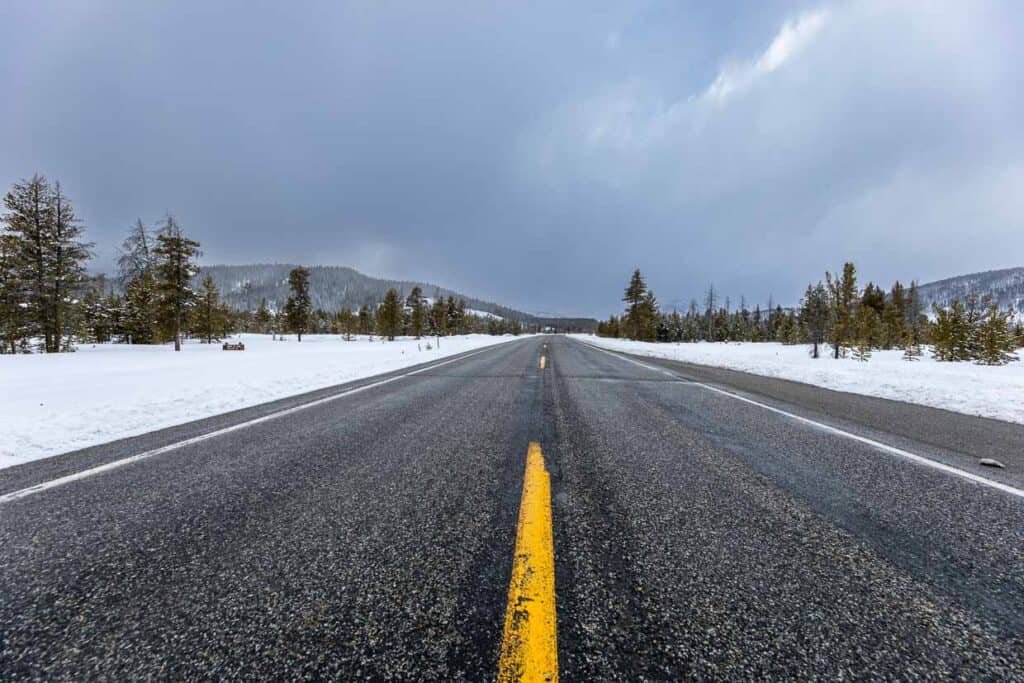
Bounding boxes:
[577,336,1024,425]
[0,334,525,469]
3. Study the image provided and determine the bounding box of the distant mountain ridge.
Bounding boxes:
[196,263,534,321]
[917,267,1024,312]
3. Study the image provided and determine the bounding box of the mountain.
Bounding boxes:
[196,263,534,321]
[916,267,1024,312]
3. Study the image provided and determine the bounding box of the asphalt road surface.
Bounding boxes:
[2,335,1022,680]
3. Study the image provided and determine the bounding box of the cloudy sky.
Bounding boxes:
[2,1,1021,316]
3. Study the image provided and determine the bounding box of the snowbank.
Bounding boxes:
[577,336,1024,425]
[0,334,523,468]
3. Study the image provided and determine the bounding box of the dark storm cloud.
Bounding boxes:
[2,1,1021,315]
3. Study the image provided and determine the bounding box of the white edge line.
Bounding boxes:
[0,340,523,504]
[580,340,1024,500]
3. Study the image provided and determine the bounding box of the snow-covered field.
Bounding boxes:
[0,334,523,469]
[578,336,1024,425]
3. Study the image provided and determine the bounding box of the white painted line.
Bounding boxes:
[582,341,1024,500]
[0,342,519,504]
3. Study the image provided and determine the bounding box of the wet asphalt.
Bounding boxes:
[1,335,1022,680]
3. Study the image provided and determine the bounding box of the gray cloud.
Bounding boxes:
[1,1,1021,315]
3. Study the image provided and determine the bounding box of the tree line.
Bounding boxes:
[598,265,1022,365]
[269,267,524,342]
[0,175,523,353]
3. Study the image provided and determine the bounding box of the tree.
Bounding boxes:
[430,295,447,336]
[975,304,1018,365]
[800,282,830,358]
[639,289,659,341]
[358,303,373,335]
[378,288,403,340]
[407,286,426,338]
[703,284,718,341]
[153,215,201,352]
[931,301,972,362]
[336,307,357,340]
[283,266,312,341]
[903,281,924,360]
[852,303,880,361]
[622,268,648,340]
[254,298,273,333]
[194,274,222,343]
[2,175,92,352]
[0,233,29,353]
[118,219,158,344]
[826,262,857,359]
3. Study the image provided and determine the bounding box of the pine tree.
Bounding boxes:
[931,301,972,361]
[0,233,29,353]
[703,284,717,341]
[622,268,648,340]
[640,288,659,341]
[406,286,426,338]
[358,303,373,335]
[153,215,201,352]
[800,282,829,358]
[902,281,924,360]
[974,304,1018,365]
[378,288,402,341]
[283,266,312,341]
[47,182,91,351]
[255,298,272,333]
[194,274,222,343]
[3,175,92,352]
[118,219,158,344]
[852,303,880,361]
[826,262,857,359]
[430,295,447,336]
[3,175,52,350]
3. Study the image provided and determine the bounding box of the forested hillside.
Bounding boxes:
[197,264,530,320]
[917,267,1024,313]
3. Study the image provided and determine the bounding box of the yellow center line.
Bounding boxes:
[497,442,558,682]
[540,355,547,370]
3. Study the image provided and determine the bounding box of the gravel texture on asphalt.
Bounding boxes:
[1,335,1022,679]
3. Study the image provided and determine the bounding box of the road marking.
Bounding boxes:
[540,355,547,370]
[582,341,1024,500]
[0,343,520,505]
[498,442,558,682]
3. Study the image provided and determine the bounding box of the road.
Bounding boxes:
[1,335,1022,679]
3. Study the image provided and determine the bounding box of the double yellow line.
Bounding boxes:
[497,442,558,682]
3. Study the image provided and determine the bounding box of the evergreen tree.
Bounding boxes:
[430,295,447,336]
[47,182,91,351]
[378,288,402,340]
[0,232,29,353]
[254,298,273,333]
[826,262,857,359]
[118,219,158,344]
[703,284,718,341]
[852,303,880,361]
[407,286,426,338]
[903,281,924,360]
[622,268,647,340]
[974,303,1018,365]
[3,175,92,352]
[931,301,972,362]
[358,303,373,335]
[194,274,222,343]
[640,288,659,341]
[800,282,830,358]
[283,266,312,341]
[153,215,201,351]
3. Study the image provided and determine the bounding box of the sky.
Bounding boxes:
[2,1,1022,317]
